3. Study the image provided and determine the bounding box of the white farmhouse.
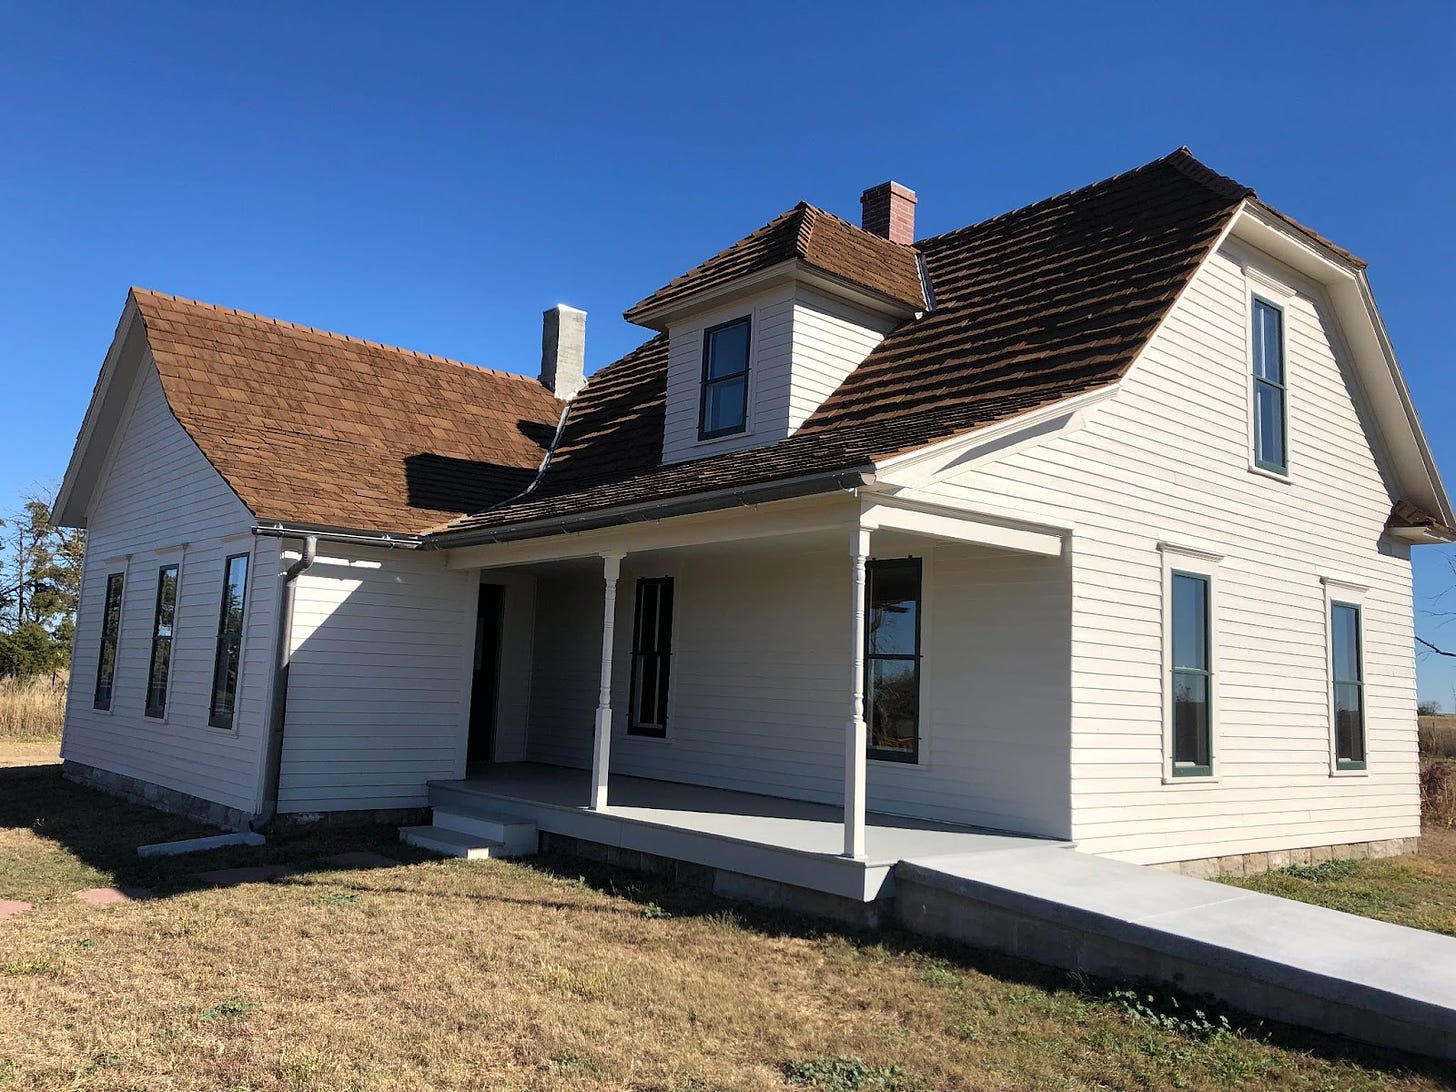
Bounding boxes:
[55,149,1452,911]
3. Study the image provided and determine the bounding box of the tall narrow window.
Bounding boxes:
[628,577,674,737]
[866,557,921,763]
[698,316,751,439]
[1170,571,1212,776]
[1331,602,1366,770]
[145,564,179,719]
[93,572,125,710]
[208,553,250,729]
[1252,297,1287,474]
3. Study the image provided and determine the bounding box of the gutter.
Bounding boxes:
[251,533,318,831]
[252,522,422,549]
[421,466,877,551]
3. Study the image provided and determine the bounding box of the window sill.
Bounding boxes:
[1330,765,1369,778]
[1162,771,1220,785]
[622,729,671,745]
[1247,463,1292,485]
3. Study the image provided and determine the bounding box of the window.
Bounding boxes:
[1252,297,1287,474]
[93,572,125,710]
[628,577,674,737]
[1331,602,1366,770]
[698,316,751,439]
[208,553,250,729]
[1170,571,1212,776]
[866,557,921,762]
[144,564,179,718]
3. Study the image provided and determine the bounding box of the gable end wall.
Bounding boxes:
[920,240,1419,863]
[60,361,277,816]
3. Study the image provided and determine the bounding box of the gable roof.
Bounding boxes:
[63,289,568,534]
[436,149,1252,539]
[624,202,926,325]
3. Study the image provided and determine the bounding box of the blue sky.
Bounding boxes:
[2,2,1453,698]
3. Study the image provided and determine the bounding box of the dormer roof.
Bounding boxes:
[623,202,926,328]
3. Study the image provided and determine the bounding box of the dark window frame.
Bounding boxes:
[1169,570,1213,777]
[627,576,674,738]
[865,556,922,764]
[93,571,126,711]
[208,552,251,730]
[1331,601,1367,771]
[144,563,180,719]
[697,315,752,441]
[1251,295,1289,475]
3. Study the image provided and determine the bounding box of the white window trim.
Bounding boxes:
[1244,268,1294,483]
[1322,576,1370,778]
[617,561,680,746]
[92,555,132,716]
[690,305,760,452]
[1159,543,1222,785]
[144,548,187,726]
[206,541,258,738]
[868,545,935,773]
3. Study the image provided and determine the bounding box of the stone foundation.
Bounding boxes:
[538,831,892,929]
[1155,836,1419,879]
[63,760,251,832]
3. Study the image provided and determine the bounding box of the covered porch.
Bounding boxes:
[438,488,1074,890]
[428,763,1064,901]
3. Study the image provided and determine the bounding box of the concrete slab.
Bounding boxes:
[0,899,32,920]
[897,847,1456,1061]
[74,886,154,906]
[330,851,399,870]
[194,865,296,887]
[137,831,265,858]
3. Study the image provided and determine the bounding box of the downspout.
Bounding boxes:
[251,534,317,831]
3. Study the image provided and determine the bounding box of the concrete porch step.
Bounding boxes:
[429,809,539,856]
[399,825,528,860]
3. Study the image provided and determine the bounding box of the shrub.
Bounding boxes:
[1420,760,1456,828]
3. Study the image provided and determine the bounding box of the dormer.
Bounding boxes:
[625,185,927,465]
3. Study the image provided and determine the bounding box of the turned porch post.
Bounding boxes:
[844,528,871,859]
[590,551,625,811]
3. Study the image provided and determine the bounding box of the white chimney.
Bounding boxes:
[539,304,586,400]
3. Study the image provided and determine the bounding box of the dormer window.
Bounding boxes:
[698,316,751,440]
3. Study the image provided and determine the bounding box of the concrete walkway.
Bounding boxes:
[896,846,1456,1061]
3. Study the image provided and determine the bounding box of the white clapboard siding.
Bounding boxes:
[524,538,1073,837]
[660,285,894,465]
[60,362,274,816]
[920,240,1420,862]
[276,545,477,812]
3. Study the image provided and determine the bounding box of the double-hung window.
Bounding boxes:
[144,564,179,718]
[628,577,674,737]
[1331,602,1366,770]
[698,317,751,439]
[1170,571,1212,776]
[1252,297,1288,474]
[865,557,921,762]
[93,572,125,710]
[208,553,250,729]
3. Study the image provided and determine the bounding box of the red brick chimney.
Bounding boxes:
[860,181,917,244]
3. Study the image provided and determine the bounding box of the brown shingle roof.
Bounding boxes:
[623,202,926,325]
[131,289,565,534]
[435,148,1252,540]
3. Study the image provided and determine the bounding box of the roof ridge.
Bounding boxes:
[914,147,1252,248]
[128,286,550,388]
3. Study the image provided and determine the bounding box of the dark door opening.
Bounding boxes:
[468,583,505,766]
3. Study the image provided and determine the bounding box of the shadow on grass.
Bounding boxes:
[0,762,435,901]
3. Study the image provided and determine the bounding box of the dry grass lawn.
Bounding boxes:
[0,673,67,742]
[2,747,1453,1091]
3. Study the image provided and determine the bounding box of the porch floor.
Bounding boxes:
[429,763,1064,902]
